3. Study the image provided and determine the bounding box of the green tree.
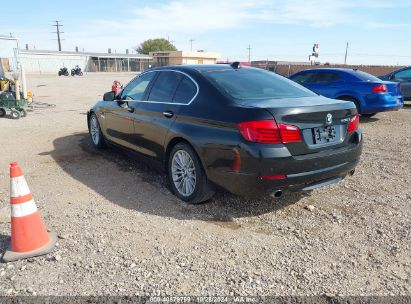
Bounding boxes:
[136,38,177,54]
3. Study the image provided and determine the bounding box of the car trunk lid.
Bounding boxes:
[237,96,357,156]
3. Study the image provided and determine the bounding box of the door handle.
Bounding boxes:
[163,111,174,118]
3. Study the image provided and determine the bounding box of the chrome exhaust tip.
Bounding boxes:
[271,189,283,198]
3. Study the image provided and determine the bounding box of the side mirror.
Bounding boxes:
[103,91,115,101]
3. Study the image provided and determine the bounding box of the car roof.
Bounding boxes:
[294,68,366,75]
[149,64,258,73]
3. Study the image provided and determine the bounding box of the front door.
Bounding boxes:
[103,71,157,149]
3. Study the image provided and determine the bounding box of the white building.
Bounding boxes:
[0,35,19,71]
[20,50,152,74]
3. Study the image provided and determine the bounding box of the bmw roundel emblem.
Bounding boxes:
[326,113,333,125]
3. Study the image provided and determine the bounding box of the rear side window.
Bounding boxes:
[204,68,316,100]
[148,71,182,102]
[173,76,197,104]
[352,70,381,82]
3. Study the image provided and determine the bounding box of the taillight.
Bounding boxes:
[237,120,302,144]
[347,114,359,133]
[278,124,302,143]
[238,120,281,144]
[372,84,387,94]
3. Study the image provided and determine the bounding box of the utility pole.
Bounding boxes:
[344,41,349,65]
[247,44,252,62]
[189,39,195,52]
[52,21,64,51]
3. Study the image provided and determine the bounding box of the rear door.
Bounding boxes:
[392,68,411,99]
[131,70,197,160]
[305,72,343,98]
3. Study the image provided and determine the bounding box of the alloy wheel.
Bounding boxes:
[90,115,100,145]
[171,150,197,197]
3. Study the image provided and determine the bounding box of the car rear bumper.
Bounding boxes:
[207,130,362,196]
[362,94,404,114]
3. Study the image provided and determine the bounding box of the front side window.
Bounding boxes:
[290,72,317,84]
[121,72,156,101]
[205,68,316,100]
[394,69,411,80]
[148,71,183,102]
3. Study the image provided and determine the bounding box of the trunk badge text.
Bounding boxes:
[326,113,333,125]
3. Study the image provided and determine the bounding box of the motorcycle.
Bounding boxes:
[58,67,69,76]
[71,65,83,76]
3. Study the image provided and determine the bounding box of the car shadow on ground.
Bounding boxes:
[42,133,305,222]
[359,116,379,123]
[0,234,10,257]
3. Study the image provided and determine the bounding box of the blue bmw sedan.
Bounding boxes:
[290,68,404,117]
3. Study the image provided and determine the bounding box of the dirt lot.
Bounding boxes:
[0,73,410,296]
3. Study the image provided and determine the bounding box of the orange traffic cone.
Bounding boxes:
[2,162,57,262]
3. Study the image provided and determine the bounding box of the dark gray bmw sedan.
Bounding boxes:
[88,64,363,204]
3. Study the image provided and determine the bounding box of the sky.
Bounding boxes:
[1,0,411,65]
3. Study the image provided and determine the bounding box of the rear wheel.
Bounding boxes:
[337,96,360,113]
[19,108,27,117]
[0,108,5,117]
[89,113,105,149]
[168,143,214,204]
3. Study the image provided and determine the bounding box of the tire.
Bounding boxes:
[89,113,105,149]
[64,72,69,76]
[19,108,27,117]
[10,110,21,119]
[362,113,376,118]
[0,108,5,117]
[58,72,62,76]
[79,72,83,76]
[168,142,214,204]
[337,96,360,113]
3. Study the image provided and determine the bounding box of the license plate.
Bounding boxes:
[312,126,337,144]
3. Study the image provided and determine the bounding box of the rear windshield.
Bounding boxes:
[352,70,381,82]
[203,68,316,100]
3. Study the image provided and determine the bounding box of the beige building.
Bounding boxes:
[149,51,219,66]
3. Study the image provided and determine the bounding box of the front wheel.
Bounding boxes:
[0,108,6,117]
[168,143,214,204]
[89,113,105,149]
[10,110,21,119]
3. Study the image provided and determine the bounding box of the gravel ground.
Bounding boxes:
[0,73,410,297]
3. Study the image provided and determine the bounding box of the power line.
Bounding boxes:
[189,39,195,52]
[52,21,64,51]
